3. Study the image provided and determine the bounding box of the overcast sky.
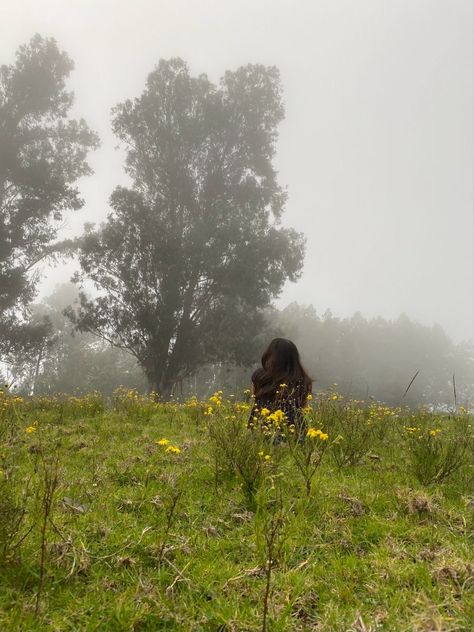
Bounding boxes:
[1,0,473,343]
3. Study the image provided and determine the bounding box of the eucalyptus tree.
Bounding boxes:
[0,35,99,358]
[70,58,304,396]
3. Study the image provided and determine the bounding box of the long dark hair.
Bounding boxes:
[252,338,313,407]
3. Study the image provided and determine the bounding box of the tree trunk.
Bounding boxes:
[31,343,44,396]
[147,370,174,401]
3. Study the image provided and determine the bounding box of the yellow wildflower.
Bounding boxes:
[264,454,271,461]
[156,438,170,445]
[307,427,329,441]
[165,445,181,454]
[260,408,270,417]
[273,409,286,422]
[25,425,37,434]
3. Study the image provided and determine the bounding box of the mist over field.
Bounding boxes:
[1,5,474,630]
[1,0,473,401]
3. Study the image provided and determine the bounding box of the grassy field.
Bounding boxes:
[0,388,473,632]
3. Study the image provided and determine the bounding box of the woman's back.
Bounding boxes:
[248,339,312,430]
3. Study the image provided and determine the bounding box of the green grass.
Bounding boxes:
[0,395,473,632]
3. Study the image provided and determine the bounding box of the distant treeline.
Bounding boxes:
[8,285,472,407]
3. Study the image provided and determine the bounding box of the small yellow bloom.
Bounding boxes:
[165,445,181,454]
[307,427,328,441]
[157,438,170,445]
[279,383,287,388]
[258,451,264,457]
[25,425,37,434]
[260,408,270,417]
[306,394,313,401]
[264,454,271,461]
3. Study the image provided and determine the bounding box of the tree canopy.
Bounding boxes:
[70,58,305,395]
[0,35,99,358]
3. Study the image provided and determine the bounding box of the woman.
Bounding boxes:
[248,338,313,436]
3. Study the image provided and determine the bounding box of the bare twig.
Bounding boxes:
[165,558,191,593]
[35,451,60,617]
[402,370,420,399]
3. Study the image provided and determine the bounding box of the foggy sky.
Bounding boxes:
[1,0,472,343]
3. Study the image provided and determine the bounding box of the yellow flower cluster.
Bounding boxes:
[156,438,181,454]
[255,408,286,434]
[368,404,400,423]
[429,428,442,437]
[235,402,251,413]
[307,427,328,441]
[185,395,199,409]
[209,391,223,406]
[0,390,24,413]
[267,409,286,425]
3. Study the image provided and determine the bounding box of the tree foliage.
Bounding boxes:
[70,58,304,395]
[9,284,146,395]
[0,35,99,358]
